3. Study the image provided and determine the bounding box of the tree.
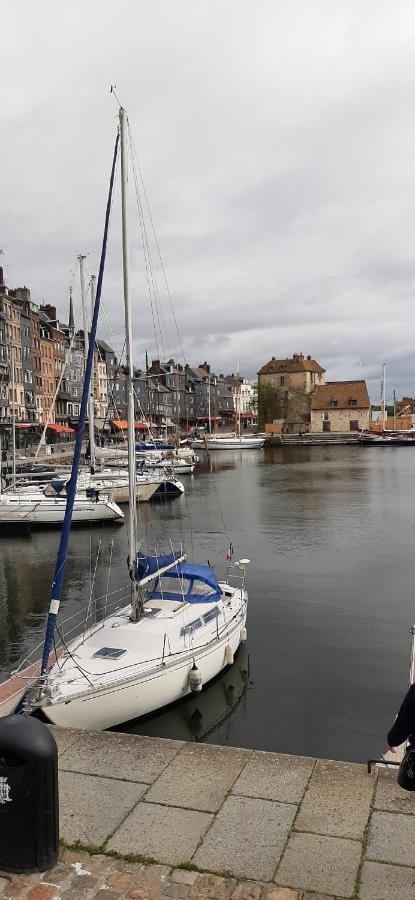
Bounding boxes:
[254,382,281,429]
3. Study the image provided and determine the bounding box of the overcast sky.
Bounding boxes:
[2,1,415,401]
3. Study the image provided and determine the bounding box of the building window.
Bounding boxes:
[349,399,357,407]
[279,376,286,386]
[350,420,359,431]
[329,400,338,407]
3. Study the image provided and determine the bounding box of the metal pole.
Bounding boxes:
[119,107,139,616]
[381,363,386,431]
[409,625,415,685]
[11,344,16,485]
[89,275,96,472]
[237,362,241,437]
[208,375,211,434]
[79,255,95,472]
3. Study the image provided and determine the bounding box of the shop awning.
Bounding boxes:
[47,423,75,434]
[110,419,148,431]
[15,423,36,429]
[238,412,257,419]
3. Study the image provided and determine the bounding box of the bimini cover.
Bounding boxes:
[135,551,183,583]
[148,563,221,604]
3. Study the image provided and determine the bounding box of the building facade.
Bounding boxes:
[310,380,370,433]
[257,352,326,431]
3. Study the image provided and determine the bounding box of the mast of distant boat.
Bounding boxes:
[119,106,141,621]
[381,363,386,432]
[237,362,241,438]
[79,254,96,473]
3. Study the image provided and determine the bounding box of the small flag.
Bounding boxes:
[225,542,234,562]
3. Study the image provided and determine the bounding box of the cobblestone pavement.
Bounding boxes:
[1,727,414,899]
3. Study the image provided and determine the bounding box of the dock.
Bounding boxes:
[1,726,413,899]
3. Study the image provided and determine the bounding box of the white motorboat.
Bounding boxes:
[16,106,249,730]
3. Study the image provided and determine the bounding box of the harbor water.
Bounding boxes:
[0,444,414,763]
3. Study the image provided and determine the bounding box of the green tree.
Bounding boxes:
[254,382,281,429]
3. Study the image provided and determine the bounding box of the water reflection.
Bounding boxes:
[1,446,415,762]
[121,643,251,743]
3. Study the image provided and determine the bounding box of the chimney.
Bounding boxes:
[40,304,57,321]
[0,267,5,292]
[199,361,210,374]
[151,359,161,374]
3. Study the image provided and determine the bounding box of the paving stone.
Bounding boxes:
[48,725,84,756]
[232,751,314,805]
[193,795,296,881]
[59,729,184,783]
[360,860,415,899]
[107,801,212,865]
[231,881,265,898]
[275,831,361,897]
[264,890,300,900]
[145,742,250,812]
[27,888,58,900]
[59,770,147,845]
[294,759,374,839]
[190,873,236,898]
[366,810,415,865]
[171,870,200,885]
[374,768,415,815]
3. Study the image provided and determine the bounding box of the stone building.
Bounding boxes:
[257,353,326,431]
[310,380,370,433]
[39,315,55,424]
[30,307,43,423]
[10,288,36,422]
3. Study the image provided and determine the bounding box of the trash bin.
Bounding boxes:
[0,715,59,873]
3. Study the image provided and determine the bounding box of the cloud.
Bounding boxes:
[2,0,415,401]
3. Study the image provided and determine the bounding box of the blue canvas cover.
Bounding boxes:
[135,551,182,582]
[148,563,221,603]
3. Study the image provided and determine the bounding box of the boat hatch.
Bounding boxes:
[180,618,203,637]
[93,647,127,659]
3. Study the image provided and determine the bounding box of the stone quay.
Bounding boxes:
[0,726,413,899]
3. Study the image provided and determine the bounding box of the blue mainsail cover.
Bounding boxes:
[148,563,221,603]
[135,551,183,582]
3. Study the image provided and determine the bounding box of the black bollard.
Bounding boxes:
[0,715,59,874]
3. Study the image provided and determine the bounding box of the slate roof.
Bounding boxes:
[311,380,369,410]
[258,354,325,375]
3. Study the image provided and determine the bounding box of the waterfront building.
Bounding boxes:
[0,268,10,422]
[30,306,43,423]
[257,352,326,431]
[310,380,370,433]
[39,314,55,424]
[11,288,36,423]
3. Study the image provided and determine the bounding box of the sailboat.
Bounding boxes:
[359,364,415,446]
[193,367,265,450]
[17,106,248,729]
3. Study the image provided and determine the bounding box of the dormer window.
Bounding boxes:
[349,399,357,407]
[329,400,338,408]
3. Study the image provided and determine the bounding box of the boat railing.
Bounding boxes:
[4,583,131,684]
[226,564,247,590]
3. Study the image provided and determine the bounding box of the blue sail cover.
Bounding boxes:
[148,563,221,604]
[135,551,183,582]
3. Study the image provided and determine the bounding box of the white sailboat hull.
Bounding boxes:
[0,492,124,526]
[192,436,265,450]
[41,607,246,730]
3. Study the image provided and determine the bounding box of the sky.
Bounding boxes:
[2,0,415,401]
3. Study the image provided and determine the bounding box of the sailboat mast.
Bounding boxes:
[381,363,386,431]
[11,344,16,485]
[90,274,97,470]
[79,254,96,472]
[119,107,139,603]
[237,362,241,438]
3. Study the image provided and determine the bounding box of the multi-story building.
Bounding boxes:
[0,268,10,422]
[39,314,55,424]
[257,352,326,431]
[30,307,43,423]
[11,288,36,422]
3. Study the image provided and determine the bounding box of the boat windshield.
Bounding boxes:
[148,563,221,603]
